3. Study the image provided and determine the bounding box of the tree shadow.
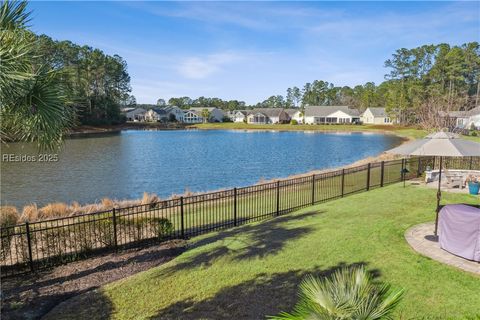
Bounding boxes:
[156,210,321,277]
[1,243,185,320]
[151,262,381,320]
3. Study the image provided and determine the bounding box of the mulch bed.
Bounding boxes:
[1,240,186,320]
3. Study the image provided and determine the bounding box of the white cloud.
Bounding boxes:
[177,52,242,79]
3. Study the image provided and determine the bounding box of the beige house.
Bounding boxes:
[361,107,393,125]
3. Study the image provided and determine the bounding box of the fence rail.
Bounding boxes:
[1,156,479,277]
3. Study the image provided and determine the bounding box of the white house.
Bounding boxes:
[304,106,361,124]
[441,106,480,130]
[467,106,480,129]
[233,110,248,123]
[124,108,146,121]
[144,108,168,122]
[189,107,225,122]
[163,106,185,122]
[246,108,290,124]
[183,110,203,123]
[361,107,393,125]
[284,109,304,124]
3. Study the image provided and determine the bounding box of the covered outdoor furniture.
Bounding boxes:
[445,174,463,189]
[439,204,480,262]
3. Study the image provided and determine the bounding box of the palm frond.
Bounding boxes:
[0,0,31,30]
[269,266,404,320]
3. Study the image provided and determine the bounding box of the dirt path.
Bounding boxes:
[1,240,186,320]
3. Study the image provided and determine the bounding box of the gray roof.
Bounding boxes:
[284,108,301,116]
[249,108,286,118]
[366,107,387,117]
[441,106,480,118]
[305,106,360,117]
[151,107,168,115]
[467,106,480,116]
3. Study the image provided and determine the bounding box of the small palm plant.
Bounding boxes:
[269,266,404,320]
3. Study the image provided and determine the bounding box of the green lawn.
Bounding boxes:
[191,122,480,143]
[45,183,480,320]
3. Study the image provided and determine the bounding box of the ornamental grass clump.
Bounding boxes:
[20,203,38,222]
[270,266,404,320]
[38,202,69,219]
[0,206,19,227]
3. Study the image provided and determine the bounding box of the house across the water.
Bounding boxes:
[122,107,146,121]
[361,107,393,125]
[440,106,480,130]
[304,106,360,124]
[246,108,290,124]
[284,109,304,124]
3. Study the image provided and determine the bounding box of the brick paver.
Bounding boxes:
[405,222,480,275]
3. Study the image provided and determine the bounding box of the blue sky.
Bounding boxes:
[29,1,479,104]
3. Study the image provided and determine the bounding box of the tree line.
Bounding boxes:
[1,1,133,149]
[159,42,479,128]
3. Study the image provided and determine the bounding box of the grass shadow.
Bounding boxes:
[151,262,380,320]
[156,211,321,277]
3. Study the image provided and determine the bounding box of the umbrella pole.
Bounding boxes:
[434,156,443,236]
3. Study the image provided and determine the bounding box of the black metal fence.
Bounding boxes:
[1,156,479,277]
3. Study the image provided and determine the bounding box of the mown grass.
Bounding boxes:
[191,122,480,142]
[45,183,480,320]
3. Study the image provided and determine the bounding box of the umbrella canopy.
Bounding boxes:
[386,132,480,157]
[386,131,480,236]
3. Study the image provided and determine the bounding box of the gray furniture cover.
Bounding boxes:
[439,204,480,262]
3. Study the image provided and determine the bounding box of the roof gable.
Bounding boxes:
[305,106,360,117]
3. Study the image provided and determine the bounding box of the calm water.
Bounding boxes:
[1,129,402,207]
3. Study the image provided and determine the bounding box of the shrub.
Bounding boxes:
[39,202,69,219]
[290,119,298,125]
[270,266,404,320]
[119,216,173,242]
[471,130,478,137]
[92,219,115,247]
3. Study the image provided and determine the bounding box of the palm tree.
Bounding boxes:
[270,266,404,320]
[0,0,73,149]
[201,109,211,123]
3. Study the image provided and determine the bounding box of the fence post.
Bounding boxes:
[180,197,185,239]
[276,180,280,216]
[341,169,345,197]
[469,156,473,170]
[112,208,118,251]
[366,163,371,191]
[380,161,385,187]
[311,174,315,205]
[25,222,34,272]
[233,188,237,226]
[401,158,405,183]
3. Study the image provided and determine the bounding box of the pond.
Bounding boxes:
[1,129,403,208]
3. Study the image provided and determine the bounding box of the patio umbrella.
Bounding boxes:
[386,131,480,236]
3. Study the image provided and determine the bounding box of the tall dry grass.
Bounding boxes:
[38,202,69,220]
[5,192,165,224]
[0,206,19,227]
[20,204,38,222]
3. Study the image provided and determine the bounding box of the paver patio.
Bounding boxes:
[405,222,480,275]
